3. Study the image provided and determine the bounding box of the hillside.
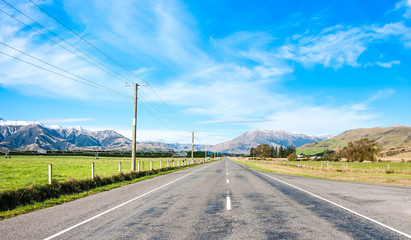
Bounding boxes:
[298,125,411,156]
[0,119,211,152]
[210,129,331,154]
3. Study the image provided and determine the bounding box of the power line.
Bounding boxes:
[0,49,131,98]
[0,41,130,98]
[0,0,131,85]
[28,0,192,129]
[4,0,193,133]
[29,0,145,84]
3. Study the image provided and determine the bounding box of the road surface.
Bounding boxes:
[1,158,410,239]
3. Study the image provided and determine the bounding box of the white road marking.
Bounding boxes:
[44,161,219,240]
[256,171,411,239]
[226,172,228,175]
[227,196,231,210]
[227,179,229,184]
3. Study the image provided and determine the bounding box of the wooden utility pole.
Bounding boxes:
[126,83,148,171]
[191,132,194,162]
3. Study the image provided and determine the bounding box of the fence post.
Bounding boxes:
[150,161,153,170]
[160,160,162,169]
[388,163,390,171]
[48,164,52,184]
[119,162,122,173]
[91,162,95,179]
[173,161,175,167]
[138,161,140,172]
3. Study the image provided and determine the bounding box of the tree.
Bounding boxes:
[278,146,284,158]
[287,152,297,161]
[253,144,272,158]
[250,147,255,157]
[337,138,382,162]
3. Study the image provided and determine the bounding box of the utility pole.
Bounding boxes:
[191,132,194,162]
[126,83,148,171]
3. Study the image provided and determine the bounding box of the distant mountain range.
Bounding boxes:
[210,129,332,154]
[0,118,333,154]
[298,125,411,157]
[0,119,210,152]
[0,119,131,151]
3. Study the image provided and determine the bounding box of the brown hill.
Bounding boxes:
[298,125,411,158]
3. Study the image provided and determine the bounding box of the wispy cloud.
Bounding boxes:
[278,23,410,69]
[375,60,401,68]
[394,0,411,18]
[253,105,379,135]
[198,119,269,124]
[41,118,95,124]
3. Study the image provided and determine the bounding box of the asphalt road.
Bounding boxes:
[1,158,411,239]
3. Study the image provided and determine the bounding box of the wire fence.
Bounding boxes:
[0,156,205,192]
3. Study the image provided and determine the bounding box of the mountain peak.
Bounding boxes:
[211,129,331,154]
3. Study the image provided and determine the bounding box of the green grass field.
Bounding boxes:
[0,155,200,192]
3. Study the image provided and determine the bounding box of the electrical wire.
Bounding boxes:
[29,0,192,129]
[0,2,131,84]
[3,0,193,134]
[0,41,130,98]
[0,50,131,98]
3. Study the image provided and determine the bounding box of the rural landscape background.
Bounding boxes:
[1,0,411,239]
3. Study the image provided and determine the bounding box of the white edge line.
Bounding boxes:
[44,161,218,240]
[226,196,231,210]
[238,160,411,239]
[227,179,229,184]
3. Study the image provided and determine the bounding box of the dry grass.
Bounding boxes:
[236,160,411,186]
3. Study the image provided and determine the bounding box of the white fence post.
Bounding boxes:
[160,160,162,169]
[138,161,140,172]
[91,162,95,179]
[48,164,52,184]
[167,160,170,167]
[119,162,122,173]
[150,161,153,170]
[388,163,390,171]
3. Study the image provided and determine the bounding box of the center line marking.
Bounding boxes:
[226,196,231,210]
[227,179,229,184]
[44,161,219,240]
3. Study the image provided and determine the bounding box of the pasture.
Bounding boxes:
[235,159,411,186]
[0,155,195,192]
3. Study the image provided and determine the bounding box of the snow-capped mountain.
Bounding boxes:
[0,118,131,151]
[210,129,332,154]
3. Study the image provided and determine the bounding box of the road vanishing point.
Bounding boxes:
[1,157,411,239]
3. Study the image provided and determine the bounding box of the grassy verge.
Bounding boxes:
[233,159,411,186]
[0,163,204,220]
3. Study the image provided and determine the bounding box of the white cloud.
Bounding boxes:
[198,119,269,124]
[395,0,411,18]
[366,89,395,103]
[41,118,94,124]
[253,105,379,136]
[0,2,132,101]
[278,23,411,69]
[375,60,401,68]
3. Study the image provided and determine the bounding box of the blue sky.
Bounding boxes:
[0,0,410,144]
